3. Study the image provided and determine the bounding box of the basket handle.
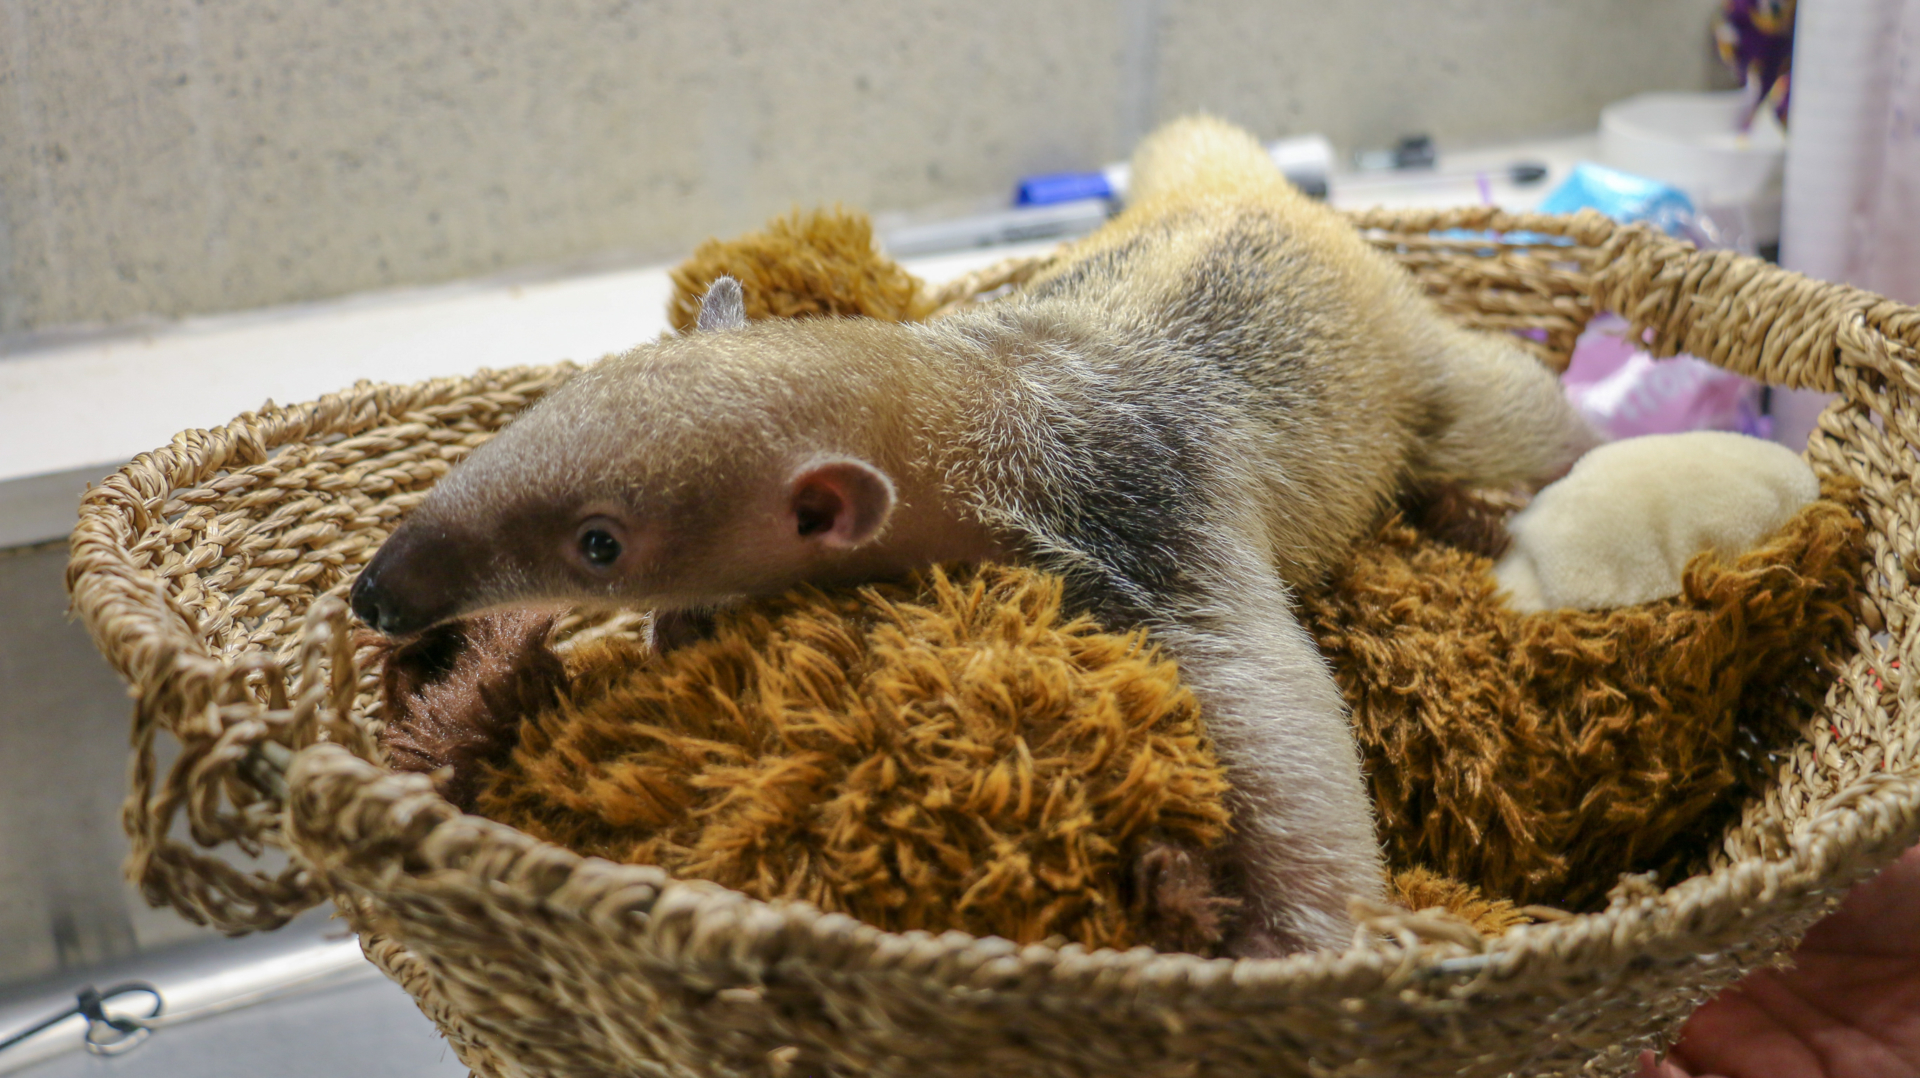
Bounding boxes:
[122,596,368,933]
[1587,223,1920,394]
[920,252,1061,318]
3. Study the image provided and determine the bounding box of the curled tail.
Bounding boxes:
[1127,115,1302,207]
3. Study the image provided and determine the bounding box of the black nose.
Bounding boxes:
[348,524,468,637]
[349,569,389,633]
[350,569,437,637]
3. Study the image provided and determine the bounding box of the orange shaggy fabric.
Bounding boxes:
[376,575,1533,951]
[667,208,933,333]
[471,565,1240,953]
[1302,485,1864,910]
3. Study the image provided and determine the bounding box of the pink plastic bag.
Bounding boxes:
[1561,314,1769,440]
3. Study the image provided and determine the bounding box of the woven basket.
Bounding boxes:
[67,207,1920,1078]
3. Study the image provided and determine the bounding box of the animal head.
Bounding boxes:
[349,278,904,637]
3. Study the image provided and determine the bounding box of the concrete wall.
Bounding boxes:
[0,0,1724,338]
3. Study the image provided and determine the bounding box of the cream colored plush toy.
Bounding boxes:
[1494,431,1820,613]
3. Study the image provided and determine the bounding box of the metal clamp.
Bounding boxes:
[0,981,164,1059]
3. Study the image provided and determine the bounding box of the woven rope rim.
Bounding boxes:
[284,746,1920,1006]
[66,207,1920,1013]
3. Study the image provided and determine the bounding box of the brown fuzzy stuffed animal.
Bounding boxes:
[375,564,1537,953]
[666,208,933,332]
[366,610,565,811]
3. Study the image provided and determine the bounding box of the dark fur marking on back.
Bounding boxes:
[981,209,1339,621]
[1021,231,1161,304]
[1012,366,1228,623]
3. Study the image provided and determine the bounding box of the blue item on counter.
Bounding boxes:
[1537,162,1697,234]
[1428,228,1575,250]
[1016,171,1117,206]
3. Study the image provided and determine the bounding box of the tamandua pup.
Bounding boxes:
[1495,430,1819,612]
[350,115,1597,957]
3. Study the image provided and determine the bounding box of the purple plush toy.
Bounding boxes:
[1714,0,1797,128]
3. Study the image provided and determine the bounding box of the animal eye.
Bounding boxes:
[578,528,622,567]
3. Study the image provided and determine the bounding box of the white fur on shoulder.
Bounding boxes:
[1494,431,1819,613]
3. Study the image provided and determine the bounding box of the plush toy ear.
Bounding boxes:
[788,458,895,549]
[696,276,747,333]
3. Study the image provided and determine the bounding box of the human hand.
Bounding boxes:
[1637,843,1920,1078]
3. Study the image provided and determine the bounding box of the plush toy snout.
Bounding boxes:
[1494,431,1819,613]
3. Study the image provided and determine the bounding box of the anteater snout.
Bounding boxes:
[350,527,468,637]
[349,568,407,636]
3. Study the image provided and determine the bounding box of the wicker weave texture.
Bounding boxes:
[65,208,1920,1078]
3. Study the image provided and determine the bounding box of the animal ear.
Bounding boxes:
[696,276,747,333]
[787,458,895,549]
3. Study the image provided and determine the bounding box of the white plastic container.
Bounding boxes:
[1601,91,1787,245]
